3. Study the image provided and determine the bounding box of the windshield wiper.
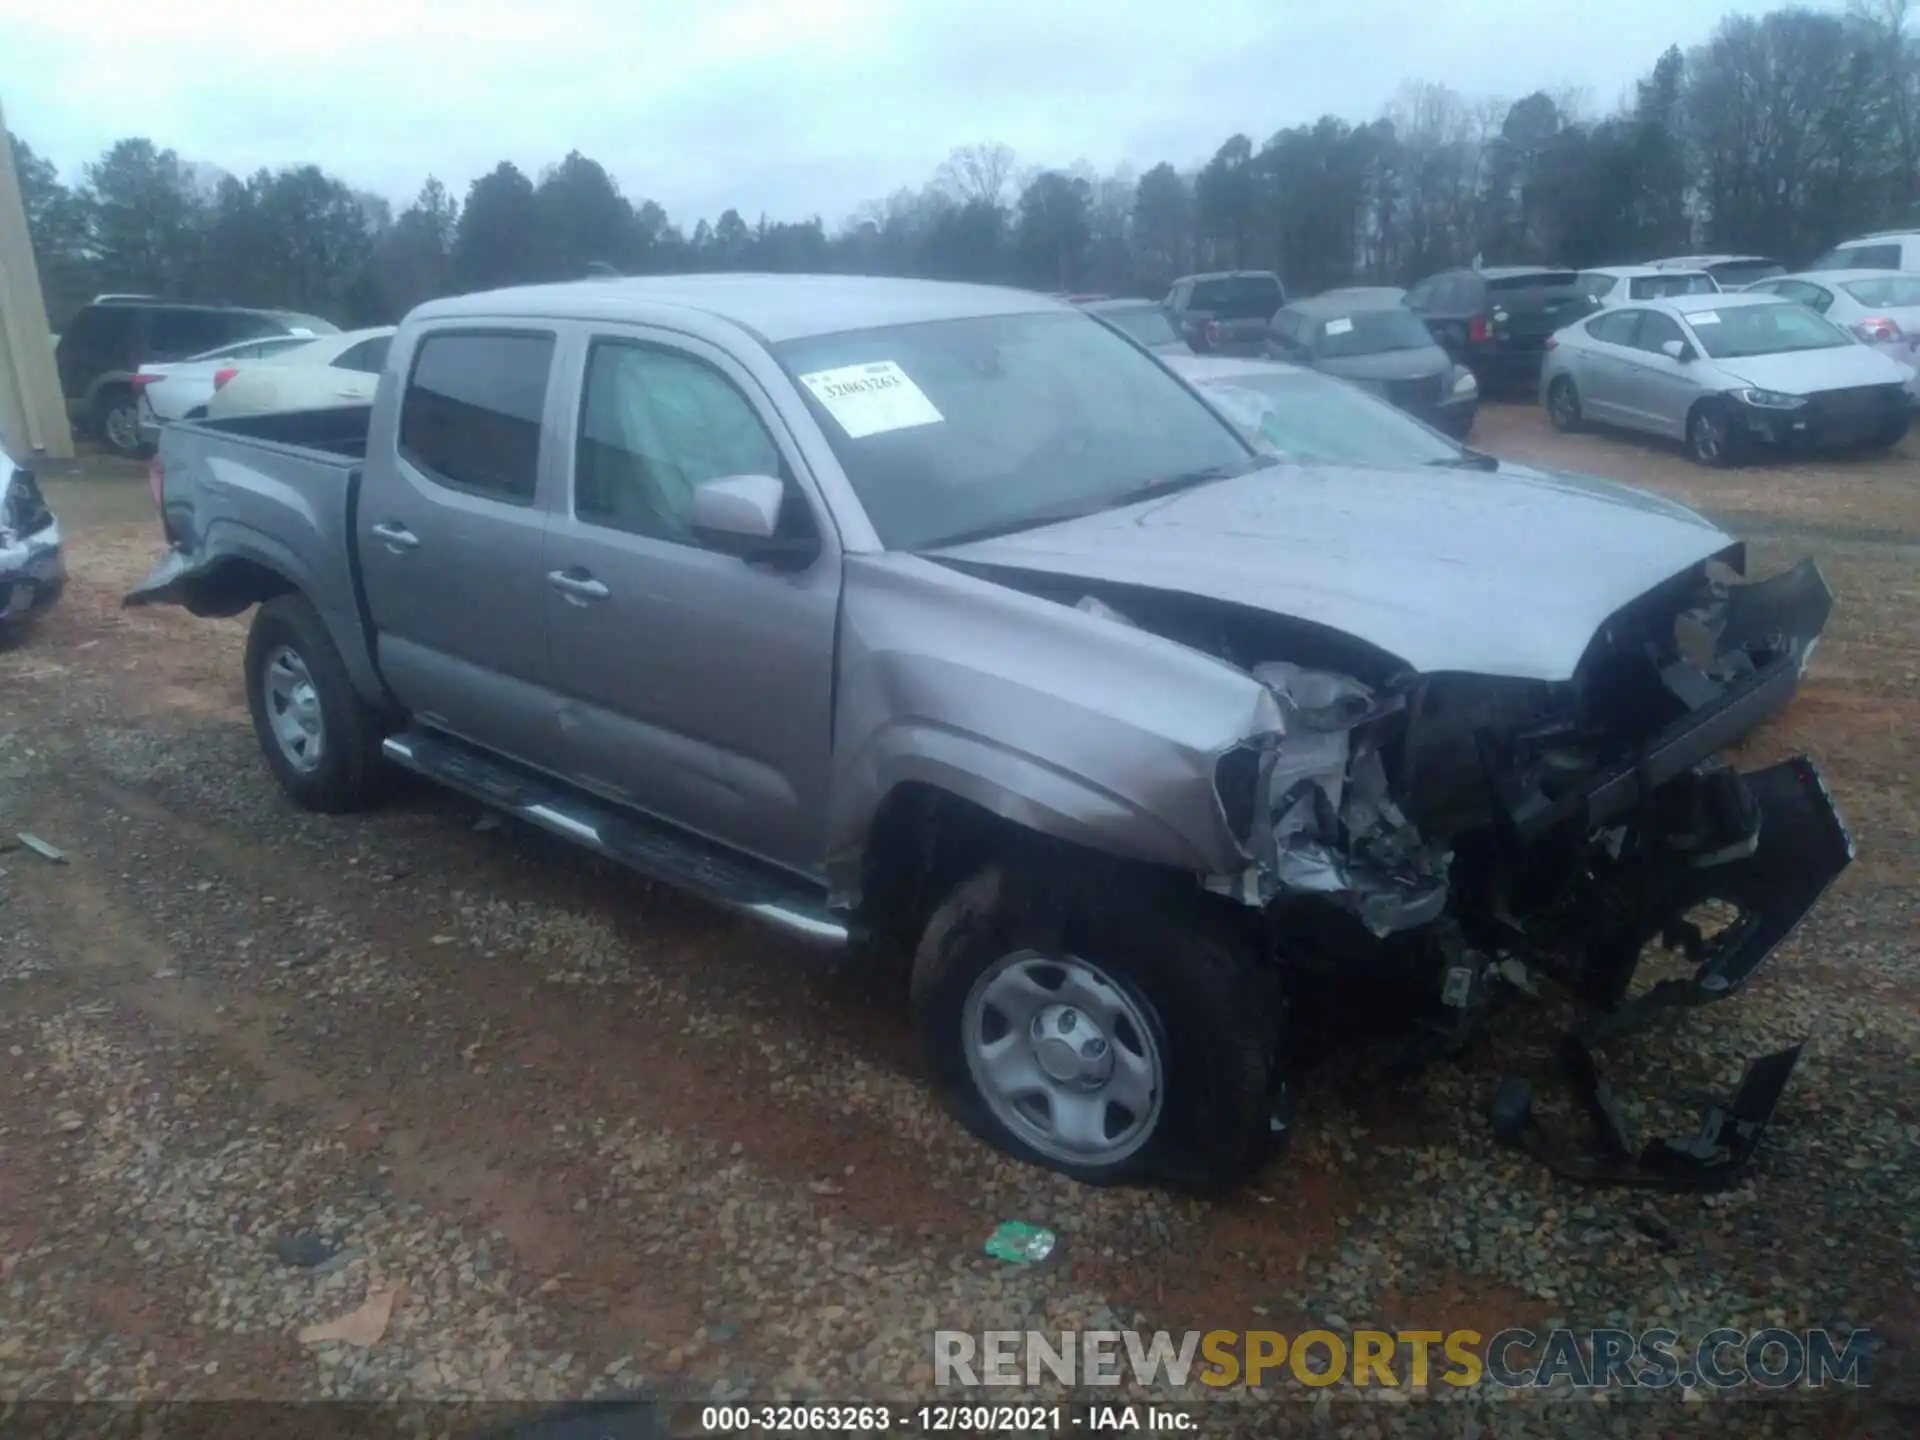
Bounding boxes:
[926,463,1253,550]
[1423,449,1500,471]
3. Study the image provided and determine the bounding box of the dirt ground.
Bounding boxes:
[1,405,1915,1436]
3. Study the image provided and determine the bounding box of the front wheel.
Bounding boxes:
[1688,401,1745,467]
[910,861,1283,1192]
[245,594,386,813]
[1546,375,1583,433]
[1860,414,1910,454]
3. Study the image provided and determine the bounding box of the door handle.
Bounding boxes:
[370,521,419,553]
[547,569,610,604]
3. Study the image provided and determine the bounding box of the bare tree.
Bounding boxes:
[935,143,1018,208]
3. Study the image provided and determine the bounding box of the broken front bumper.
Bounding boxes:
[0,519,65,628]
[1583,754,1854,1021]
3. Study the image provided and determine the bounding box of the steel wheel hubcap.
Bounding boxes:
[962,950,1164,1167]
[264,645,325,773]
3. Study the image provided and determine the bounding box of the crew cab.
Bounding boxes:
[127,276,1853,1192]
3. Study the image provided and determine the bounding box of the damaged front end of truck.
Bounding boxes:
[1205,550,1853,1187]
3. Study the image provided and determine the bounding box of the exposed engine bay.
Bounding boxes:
[1068,548,1854,1188]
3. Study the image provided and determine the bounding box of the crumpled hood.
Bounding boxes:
[932,462,1733,681]
[1713,344,1913,393]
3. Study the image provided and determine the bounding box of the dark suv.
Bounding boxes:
[1404,267,1596,395]
[55,300,338,457]
[1163,271,1286,355]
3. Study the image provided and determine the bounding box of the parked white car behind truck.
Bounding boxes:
[127,276,1852,1192]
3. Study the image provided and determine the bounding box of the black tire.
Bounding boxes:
[93,386,147,460]
[1860,414,1910,454]
[244,594,386,813]
[1687,400,1744,468]
[1546,375,1583,433]
[910,860,1283,1193]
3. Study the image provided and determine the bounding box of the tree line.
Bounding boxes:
[12,3,1920,331]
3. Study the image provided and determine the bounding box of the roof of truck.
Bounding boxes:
[413,273,1062,344]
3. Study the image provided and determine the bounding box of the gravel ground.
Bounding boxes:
[0,410,1914,1437]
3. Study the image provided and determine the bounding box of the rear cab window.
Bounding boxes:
[1188,275,1284,321]
[398,330,557,504]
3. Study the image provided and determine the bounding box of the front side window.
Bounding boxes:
[1629,311,1687,353]
[398,331,555,503]
[575,342,787,546]
[1587,311,1642,346]
[776,310,1253,550]
[1686,303,1850,359]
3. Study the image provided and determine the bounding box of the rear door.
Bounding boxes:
[539,326,841,873]
[359,326,568,767]
[1571,310,1644,425]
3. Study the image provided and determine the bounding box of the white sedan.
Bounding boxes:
[202,327,396,421]
[134,333,323,447]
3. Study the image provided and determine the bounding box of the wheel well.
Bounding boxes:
[856,783,1018,952]
[180,558,297,618]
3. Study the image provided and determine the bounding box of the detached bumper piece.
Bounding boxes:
[1583,755,1854,1032]
[1490,1035,1804,1191]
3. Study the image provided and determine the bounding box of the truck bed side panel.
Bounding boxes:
[135,415,383,703]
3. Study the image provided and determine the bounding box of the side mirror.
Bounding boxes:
[1661,339,1696,362]
[690,474,816,567]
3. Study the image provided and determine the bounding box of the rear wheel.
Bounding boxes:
[1687,400,1744,468]
[1547,376,1583,433]
[910,860,1283,1192]
[94,386,146,459]
[245,594,386,812]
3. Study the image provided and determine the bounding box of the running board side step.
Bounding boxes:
[381,730,848,949]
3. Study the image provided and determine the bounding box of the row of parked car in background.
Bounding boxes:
[45,223,1920,471]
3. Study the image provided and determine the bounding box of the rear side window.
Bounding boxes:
[399,331,555,503]
[1577,273,1618,299]
[331,336,393,374]
[1843,275,1920,307]
[150,309,276,358]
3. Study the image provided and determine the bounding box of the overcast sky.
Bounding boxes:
[3,0,1800,229]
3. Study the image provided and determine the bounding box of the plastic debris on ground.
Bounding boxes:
[984,1220,1057,1264]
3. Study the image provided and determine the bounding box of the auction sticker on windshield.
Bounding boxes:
[1324,318,1354,336]
[1690,311,1722,325]
[799,361,945,439]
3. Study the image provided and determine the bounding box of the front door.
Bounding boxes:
[1622,311,1706,438]
[540,329,841,875]
[357,326,568,765]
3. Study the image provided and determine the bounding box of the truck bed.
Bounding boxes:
[186,404,373,460]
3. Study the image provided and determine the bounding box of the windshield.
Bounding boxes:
[1629,273,1717,300]
[1842,276,1920,308]
[1687,303,1851,359]
[776,311,1254,549]
[1098,305,1182,348]
[1197,368,1461,467]
[1190,276,1282,320]
[1311,308,1435,359]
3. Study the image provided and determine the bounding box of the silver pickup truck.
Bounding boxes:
[128,274,1853,1192]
